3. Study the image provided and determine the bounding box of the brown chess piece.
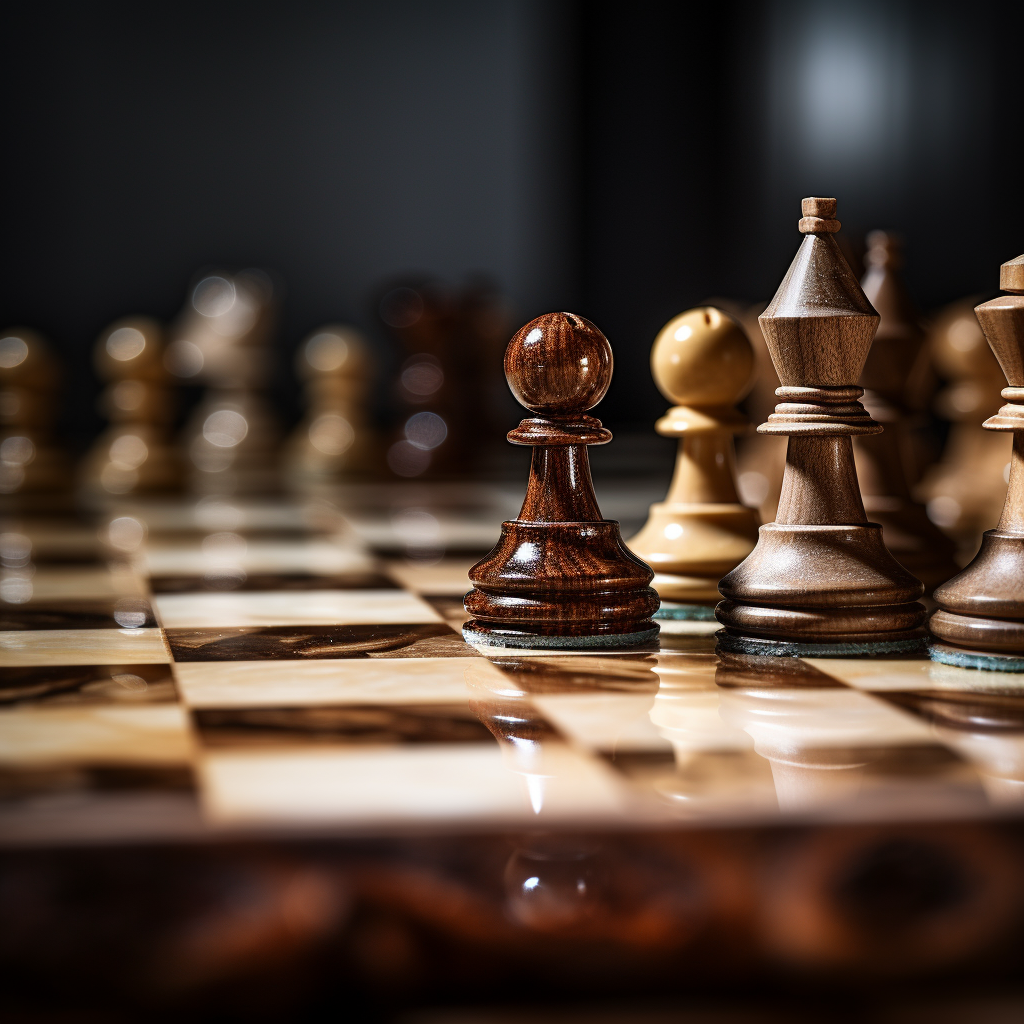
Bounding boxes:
[463,312,659,648]
[0,327,68,496]
[930,254,1024,671]
[81,317,182,497]
[716,198,927,655]
[284,325,379,486]
[627,307,760,621]
[916,297,1010,559]
[854,232,959,592]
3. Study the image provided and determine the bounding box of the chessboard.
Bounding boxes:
[3,482,1023,848]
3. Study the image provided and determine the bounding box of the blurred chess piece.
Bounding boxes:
[380,277,510,479]
[167,270,281,495]
[284,325,379,486]
[627,307,760,618]
[0,327,68,496]
[855,232,959,592]
[732,302,787,522]
[81,317,182,497]
[917,297,1010,560]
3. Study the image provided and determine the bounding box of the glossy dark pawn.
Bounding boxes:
[463,312,659,648]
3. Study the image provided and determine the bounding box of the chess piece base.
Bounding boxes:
[465,519,660,641]
[462,623,660,650]
[716,630,928,658]
[928,642,1024,673]
[718,522,927,643]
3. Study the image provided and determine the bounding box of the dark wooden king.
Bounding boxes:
[463,312,659,648]
[716,198,927,654]
[930,254,1024,669]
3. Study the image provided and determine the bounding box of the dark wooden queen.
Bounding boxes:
[463,312,659,648]
[716,198,927,655]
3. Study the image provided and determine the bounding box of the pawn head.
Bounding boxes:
[505,312,612,416]
[651,307,755,408]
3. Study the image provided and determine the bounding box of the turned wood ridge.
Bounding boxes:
[463,312,659,646]
[716,198,927,645]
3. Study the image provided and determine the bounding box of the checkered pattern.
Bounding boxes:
[0,493,1018,846]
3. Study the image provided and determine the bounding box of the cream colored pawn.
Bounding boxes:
[628,307,759,621]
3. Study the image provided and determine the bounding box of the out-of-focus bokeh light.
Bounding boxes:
[400,355,444,400]
[105,326,147,361]
[387,440,429,477]
[404,411,447,451]
[113,597,150,629]
[304,332,349,373]
[202,410,249,448]
[165,339,205,378]
[308,413,354,456]
[0,337,29,368]
[106,515,146,553]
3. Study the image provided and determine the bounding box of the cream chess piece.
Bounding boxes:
[627,307,759,621]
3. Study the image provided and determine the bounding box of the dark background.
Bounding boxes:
[3,0,1022,441]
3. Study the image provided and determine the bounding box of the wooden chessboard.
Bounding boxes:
[2,485,1022,849]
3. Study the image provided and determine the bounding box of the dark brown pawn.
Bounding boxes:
[930,254,1024,670]
[463,313,659,649]
[716,198,926,654]
[855,231,959,592]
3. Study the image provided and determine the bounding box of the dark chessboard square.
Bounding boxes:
[0,597,156,631]
[0,763,195,801]
[194,704,494,748]
[0,664,177,707]
[149,571,399,594]
[485,654,662,694]
[165,622,477,661]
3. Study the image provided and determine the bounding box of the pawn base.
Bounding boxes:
[462,622,660,650]
[928,642,1024,673]
[715,629,928,659]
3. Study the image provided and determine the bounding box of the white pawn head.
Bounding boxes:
[651,306,755,409]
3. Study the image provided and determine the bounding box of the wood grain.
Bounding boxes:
[465,313,658,643]
[717,198,926,645]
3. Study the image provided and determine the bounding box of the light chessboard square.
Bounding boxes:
[153,590,443,628]
[0,629,170,666]
[174,656,507,708]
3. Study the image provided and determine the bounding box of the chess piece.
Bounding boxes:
[284,325,379,486]
[854,232,959,591]
[463,312,659,648]
[0,327,68,496]
[381,277,510,479]
[168,270,281,495]
[81,317,182,497]
[627,307,760,620]
[917,298,1010,559]
[930,254,1024,671]
[716,198,926,655]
